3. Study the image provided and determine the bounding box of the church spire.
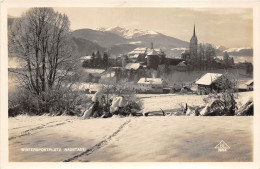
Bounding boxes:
[193,24,196,37]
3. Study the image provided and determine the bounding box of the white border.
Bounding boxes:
[1,1,260,169]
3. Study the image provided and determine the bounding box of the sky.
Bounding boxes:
[8,7,253,48]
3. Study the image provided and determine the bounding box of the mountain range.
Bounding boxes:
[7,16,253,59]
[70,27,253,58]
[70,27,189,57]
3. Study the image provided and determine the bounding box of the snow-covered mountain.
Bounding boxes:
[224,47,253,56]
[96,26,158,39]
[71,27,189,57]
[214,45,228,51]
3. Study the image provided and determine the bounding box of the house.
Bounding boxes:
[125,63,143,70]
[80,55,92,62]
[83,69,105,83]
[89,73,102,83]
[80,56,92,67]
[237,81,248,92]
[246,79,253,91]
[137,78,166,93]
[128,47,147,62]
[127,44,166,64]
[166,58,186,71]
[176,61,187,71]
[195,73,223,95]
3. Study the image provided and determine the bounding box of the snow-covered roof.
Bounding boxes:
[128,53,140,59]
[237,83,247,89]
[80,56,92,61]
[147,48,162,54]
[128,49,146,55]
[137,78,163,85]
[171,48,189,51]
[135,47,147,51]
[101,72,116,78]
[128,47,164,56]
[246,79,253,85]
[195,73,223,86]
[177,61,186,67]
[215,56,224,60]
[125,63,142,70]
[83,69,105,74]
[147,49,158,56]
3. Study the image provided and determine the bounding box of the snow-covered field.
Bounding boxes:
[8,92,253,162]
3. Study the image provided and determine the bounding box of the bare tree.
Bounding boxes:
[9,8,75,95]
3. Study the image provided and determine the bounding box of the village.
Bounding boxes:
[57,25,254,119]
[78,25,253,96]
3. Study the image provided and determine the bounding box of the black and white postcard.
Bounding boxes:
[1,1,260,169]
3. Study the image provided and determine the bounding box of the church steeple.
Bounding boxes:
[193,24,196,37]
[190,24,197,41]
[190,24,198,63]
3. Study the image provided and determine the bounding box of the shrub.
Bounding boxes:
[8,85,91,117]
[98,79,143,116]
[203,71,238,116]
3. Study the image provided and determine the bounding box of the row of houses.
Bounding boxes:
[137,73,253,94]
[79,66,254,94]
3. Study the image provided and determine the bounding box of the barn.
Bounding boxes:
[246,79,253,91]
[195,73,223,95]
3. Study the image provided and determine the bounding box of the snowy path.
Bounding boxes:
[9,119,76,141]
[63,119,132,162]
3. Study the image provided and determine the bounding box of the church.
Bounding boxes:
[181,24,198,65]
[190,25,198,64]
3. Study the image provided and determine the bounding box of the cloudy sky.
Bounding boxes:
[8,7,253,48]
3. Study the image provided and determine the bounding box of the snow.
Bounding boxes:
[195,73,223,85]
[125,63,141,70]
[96,26,158,39]
[9,115,253,162]
[9,116,129,162]
[147,48,162,55]
[147,49,159,55]
[81,116,252,162]
[8,92,253,162]
[129,41,142,44]
[71,82,104,92]
[137,78,163,86]
[171,47,189,51]
[101,72,116,78]
[79,55,92,61]
[245,79,253,85]
[177,61,186,67]
[224,47,252,53]
[8,57,26,68]
[83,69,105,74]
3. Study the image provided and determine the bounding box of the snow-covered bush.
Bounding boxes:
[96,79,143,117]
[8,85,91,117]
[202,72,239,116]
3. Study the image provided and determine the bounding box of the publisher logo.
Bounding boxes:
[215,140,230,152]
